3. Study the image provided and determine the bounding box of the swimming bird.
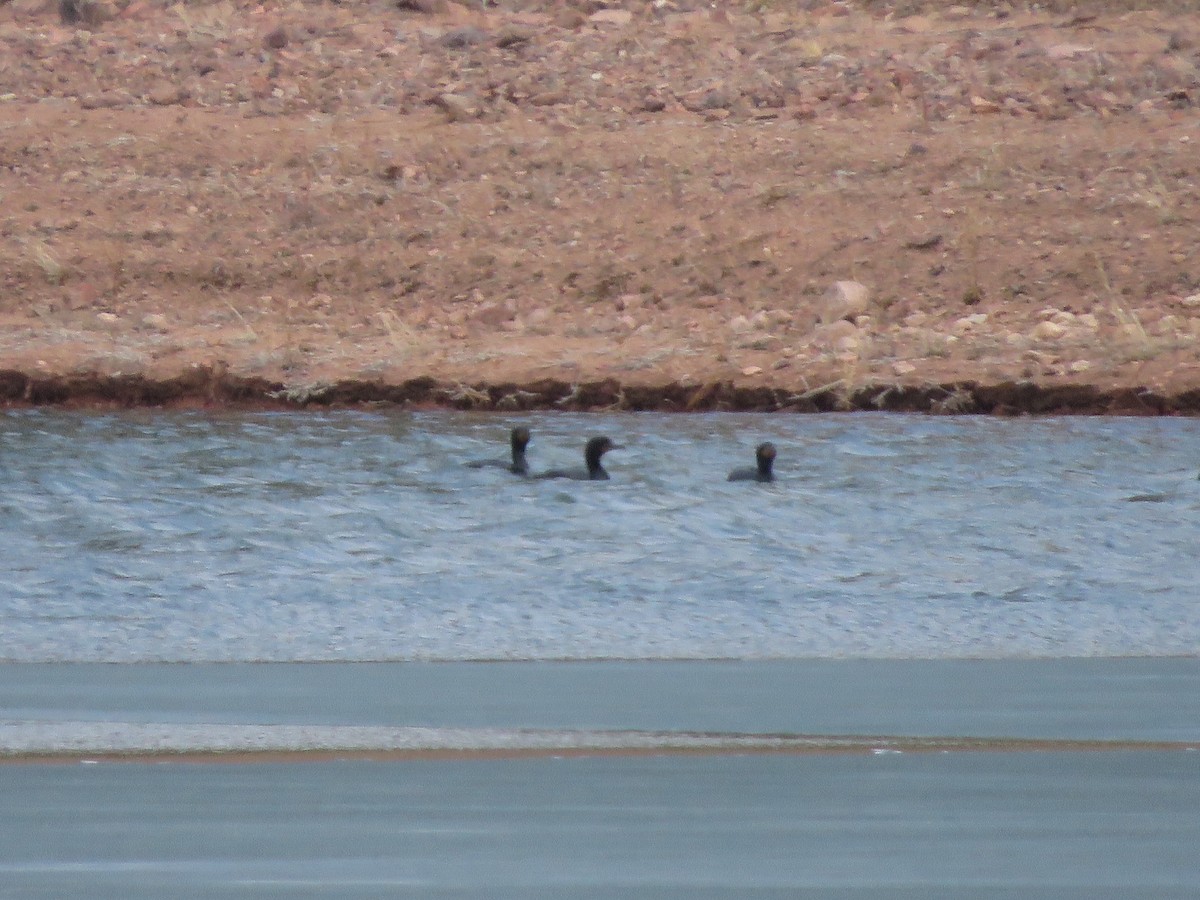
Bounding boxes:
[728,442,776,482]
[465,426,531,475]
[535,436,621,481]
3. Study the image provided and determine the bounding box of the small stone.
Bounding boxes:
[554,8,587,28]
[763,309,794,327]
[1032,320,1066,341]
[530,90,568,107]
[495,27,533,49]
[432,93,476,122]
[893,361,916,376]
[729,314,752,334]
[589,9,633,25]
[1068,360,1092,374]
[741,365,763,376]
[147,83,188,106]
[904,232,943,250]
[953,313,988,332]
[141,313,169,331]
[810,319,858,350]
[439,26,489,48]
[819,280,871,324]
[1182,293,1200,308]
[614,293,644,311]
[79,92,127,109]
[1045,43,1094,61]
[96,312,119,323]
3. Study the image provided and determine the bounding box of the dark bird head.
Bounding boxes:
[756,442,777,476]
[510,427,531,453]
[585,436,621,473]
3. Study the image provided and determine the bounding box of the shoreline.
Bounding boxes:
[3,367,1200,415]
[4,737,1198,766]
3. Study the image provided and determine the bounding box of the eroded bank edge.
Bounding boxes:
[2,368,1200,415]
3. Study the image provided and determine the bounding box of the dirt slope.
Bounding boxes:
[1,0,1198,411]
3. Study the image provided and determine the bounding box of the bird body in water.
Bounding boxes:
[535,436,621,481]
[465,426,531,475]
[728,442,776,482]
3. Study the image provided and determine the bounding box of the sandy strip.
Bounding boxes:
[2,734,1196,765]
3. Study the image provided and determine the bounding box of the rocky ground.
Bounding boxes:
[0,0,1198,412]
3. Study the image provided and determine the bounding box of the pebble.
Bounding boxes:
[1031,320,1066,341]
[811,319,859,351]
[819,280,871,324]
[439,26,489,48]
[141,313,169,331]
[432,93,476,122]
[953,313,988,332]
[147,83,188,106]
[589,9,633,26]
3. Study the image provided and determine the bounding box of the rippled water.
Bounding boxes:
[2,410,1198,662]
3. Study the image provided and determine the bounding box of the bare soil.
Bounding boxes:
[1,0,1199,412]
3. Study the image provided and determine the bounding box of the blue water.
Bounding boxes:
[3,410,1199,898]
[2,410,1199,662]
[4,753,1200,899]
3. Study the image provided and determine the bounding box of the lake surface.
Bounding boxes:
[4,752,1199,900]
[2,411,1198,898]
[2,410,1199,662]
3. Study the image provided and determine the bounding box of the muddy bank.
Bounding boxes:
[2,368,1199,416]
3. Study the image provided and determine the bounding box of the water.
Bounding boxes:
[3,410,1199,897]
[3,753,1199,899]
[2,410,1199,663]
